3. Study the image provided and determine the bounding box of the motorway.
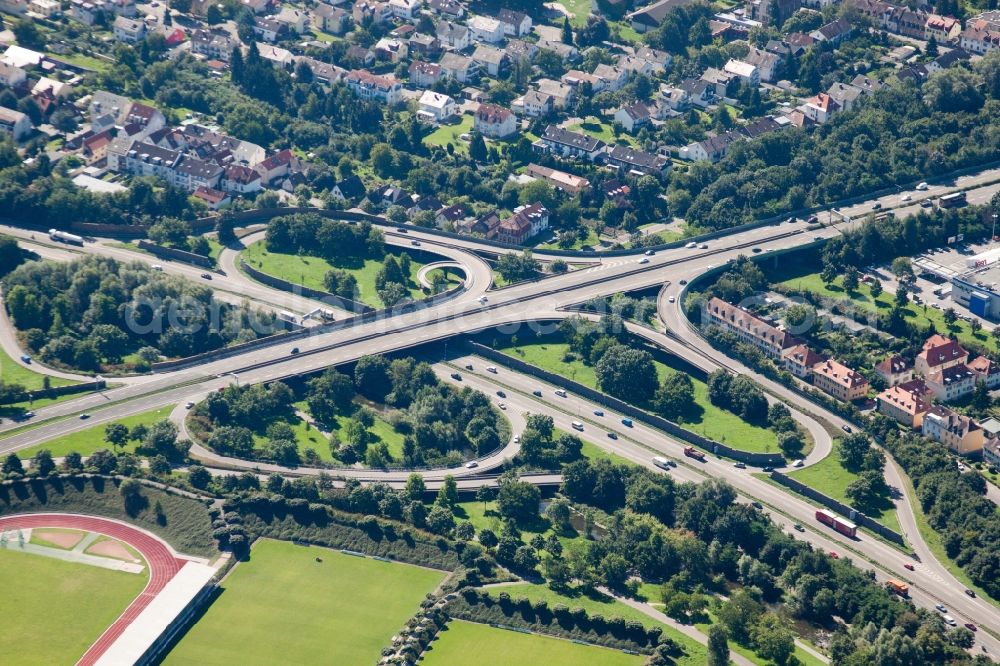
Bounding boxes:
[4,170,1000,656]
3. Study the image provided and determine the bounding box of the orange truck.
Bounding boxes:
[683,446,706,461]
[886,579,909,597]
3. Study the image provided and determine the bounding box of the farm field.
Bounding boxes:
[163,539,446,665]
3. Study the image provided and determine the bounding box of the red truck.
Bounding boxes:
[683,446,706,461]
[815,509,857,538]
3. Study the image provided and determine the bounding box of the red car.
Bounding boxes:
[903,563,915,571]
[965,623,977,632]
[830,551,839,559]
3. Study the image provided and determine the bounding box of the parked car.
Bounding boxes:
[751,501,763,509]
[944,615,957,627]
[842,424,853,433]
[699,243,708,249]
[872,202,882,211]
[499,403,506,410]
[793,459,804,467]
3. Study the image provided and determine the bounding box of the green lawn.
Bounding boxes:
[242,241,426,308]
[694,608,826,666]
[0,548,146,664]
[327,409,406,462]
[776,268,1000,354]
[536,228,601,251]
[789,442,900,533]
[498,339,782,453]
[424,619,644,666]
[483,583,706,666]
[580,439,633,466]
[17,405,175,460]
[424,114,474,154]
[164,539,446,665]
[567,118,638,148]
[557,0,592,27]
[0,345,78,392]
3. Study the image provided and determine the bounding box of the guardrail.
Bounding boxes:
[464,340,786,466]
[23,380,107,402]
[770,471,905,545]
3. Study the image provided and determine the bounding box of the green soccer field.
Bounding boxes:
[163,538,447,665]
[0,548,147,664]
[422,620,645,666]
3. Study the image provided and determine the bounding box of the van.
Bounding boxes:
[554,389,567,398]
[571,421,584,431]
[486,366,497,373]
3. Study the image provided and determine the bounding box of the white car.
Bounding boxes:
[513,435,520,443]
[916,182,929,191]
[486,366,497,373]
[935,604,947,613]
[498,403,506,410]
[465,461,478,469]
[685,242,697,249]
[668,296,676,303]
[185,401,195,409]
[478,296,488,304]
[639,257,649,264]
[793,459,804,467]
[901,194,911,202]
[944,615,957,627]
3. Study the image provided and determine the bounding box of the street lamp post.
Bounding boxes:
[992,213,998,242]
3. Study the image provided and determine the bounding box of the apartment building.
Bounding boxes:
[876,379,932,428]
[923,406,984,455]
[915,334,968,376]
[345,70,403,104]
[706,297,801,360]
[811,359,870,402]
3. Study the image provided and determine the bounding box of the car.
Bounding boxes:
[450,372,462,380]
[22,411,34,419]
[944,615,957,627]
[645,249,655,256]
[478,296,488,304]
[396,227,408,233]
[20,354,31,363]
[920,200,933,208]
[793,459,804,468]
[533,389,542,397]
[486,366,497,373]
[901,194,911,202]
[594,409,604,416]
[793,523,805,532]
[513,435,520,443]
[965,589,976,597]
[904,563,915,571]
[679,279,688,285]
[465,461,478,469]
[465,364,474,370]
[916,182,929,191]
[185,401,195,409]
[496,390,506,398]
[668,296,676,303]
[685,242,697,249]
[958,463,966,472]
[571,421,584,431]
[965,623,977,632]
[290,347,299,354]
[200,272,213,280]
[639,257,650,264]
[411,240,421,246]
[499,403,506,410]
[807,215,819,224]
[699,243,708,249]
[872,202,882,211]
[931,302,941,309]
[752,247,762,253]
[621,418,633,427]
[829,551,839,559]
[554,389,567,397]
[842,424,853,433]
[80,413,91,419]
[763,466,773,473]
[785,217,795,224]
[935,604,947,613]
[151,264,163,271]
[751,501,763,509]
[607,432,618,440]
[734,462,747,469]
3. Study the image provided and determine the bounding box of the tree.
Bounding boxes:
[870,279,883,298]
[426,504,456,534]
[188,465,211,489]
[13,18,43,49]
[104,422,130,453]
[31,449,55,477]
[839,433,871,472]
[404,472,426,501]
[479,528,498,551]
[469,133,487,163]
[3,452,24,476]
[562,17,574,44]
[496,479,541,522]
[437,474,459,508]
[62,451,83,472]
[943,308,957,326]
[599,553,629,588]
[843,266,860,292]
[476,484,494,509]
[354,355,393,401]
[707,624,730,666]
[654,373,696,420]
[752,614,794,665]
[595,344,658,405]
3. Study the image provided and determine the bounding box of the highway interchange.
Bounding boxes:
[3,168,1000,657]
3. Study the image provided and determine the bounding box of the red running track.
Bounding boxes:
[0,513,185,666]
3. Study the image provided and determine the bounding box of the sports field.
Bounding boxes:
[0,548,147,664]
[164,538,447,665]
[423,620,645,666]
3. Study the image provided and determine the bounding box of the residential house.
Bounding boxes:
[474,103,517,138]
[456,210,500,237]
[497,8,531,36]
[89,90,131,125]
[496,203,549,245]
[743,47,780,82]
[526,163,590,195]
[927,48,971,73]
[505,39,539,62]
[352,0,389,24]
[297,57,346,88]
[538,125,605,161]
[925,363,977,402]
[69,0,100,25]
[562,70,606,93]
[811,359,870,402]
[512,90,554,117]
[312,5,348,34]
[345,70,403,104]
[254,17,287,43]
[800,92,840,124]
[440,53,478,84]
[472,45,509,77]
[427,0,463,19]
[614,102,651,133]
[193,187,231,210]
[810,18,853,44]
[679,131,741,162]
[369,184,414,209]
[436,203,469,227]
[875,355,914,386]
[237,0,270,14]
[635,46,672,70]
[782,344,825,379]
[113,16,147,43]
[969,356,1000,389]
[0,107,32,141]
[742,116,783,139]
[437,21,470,49]
[925,13,961,42]
[850,74,887,94]
[28,0,59,16]
[593,64,629,92]
[923,406,984,455]
[191,30,233,61]
[408,34,442,59]
[826,82,865,112]
[960,19,1000,53]
[125,102,166,133]
[606,144,671,176]
[221,164,263,194]
[409,61,443,87]
[256,43,294,68]
[387,0,419,20]
[724,59,760,86]
[616,55,655,77]
[331,175,366,202]
[468,16,505,44]
[345,46,375,68]
[536,79,575,109]
[916,335,969,376]
[417,91,457,122]
[746,0,799,25]
[877,379,932,428]
[536,39,579,62]
[700,67,735,98]
[706,297,802,359]
[82,130,114,163]
[374,38,408,63]
[32,77,68,100]
[0,62,26,88]
[657,84,691,114]
[628,0,696,32]
[983,418,1000,465]
[255,148,297,185]
[275,6,308,33]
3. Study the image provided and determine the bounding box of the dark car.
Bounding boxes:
[496,390,506,398]
[842,424,853,433]
[450,372,462,381]
[532,389,542,397]
[751,501,763,509]
[679,279,688,286]
[872,202,882,211]
[290,347,299,354]
[200,272,213,280]
[965,589,977,598]
[396,227,408,233]
[465,364,473,370]
[793,523,804,532]
[763,466,773,473]
[607,432,618,440]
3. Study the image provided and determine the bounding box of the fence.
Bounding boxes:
[24,380,106,402]
[136,240,214,268]
[770,471,905,545]
[464,341,786,466]
[151,329,309,372]
[238,259,373,314]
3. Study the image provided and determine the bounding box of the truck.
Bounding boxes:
[48,229,84,246]
[277,310,297,324]
[815,509,857,538]
[937,192,967,209]
[885,579,909,597]
[683,446,706,461]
